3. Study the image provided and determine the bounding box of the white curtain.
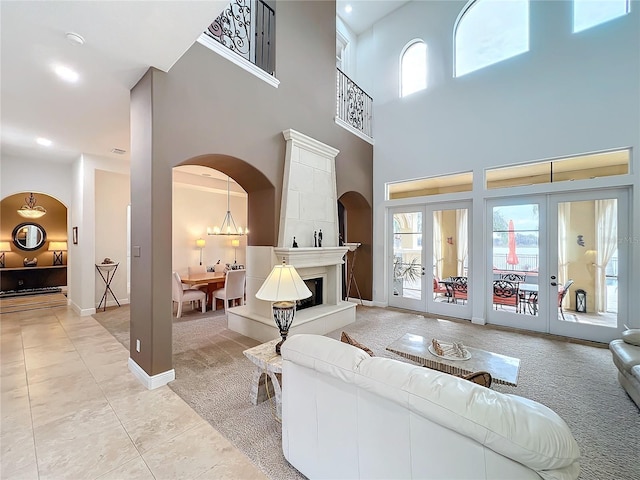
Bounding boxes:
[595,199,617,312]
[433,211,443,279]
[455,209,468,276]
[557,202,570,309]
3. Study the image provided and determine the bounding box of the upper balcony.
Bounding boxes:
[196,0,374,143]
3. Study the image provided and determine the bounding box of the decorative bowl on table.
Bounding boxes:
[428,338,471,360]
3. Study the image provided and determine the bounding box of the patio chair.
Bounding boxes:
[493,280,520,312]
[558,279,575,320]
[499,273,526,282]
[449,276,468,304]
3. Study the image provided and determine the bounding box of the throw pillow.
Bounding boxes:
[461,371,493,388]
[340,331,374,356]
[622,329,640,346]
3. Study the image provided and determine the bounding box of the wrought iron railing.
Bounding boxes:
[336,68,373,138]
[205,0,275,75]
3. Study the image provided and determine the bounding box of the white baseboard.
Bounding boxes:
[128,358,175,390]
[346,297,375,307]
[371,301,387,308]
[69,300,96,316]
[472,316,486,325]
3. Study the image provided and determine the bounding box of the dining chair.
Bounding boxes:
[558,279,575,320]
[433,277,448,300]
[212,269,246,313]
[493,280,520,312]
[172,272,206,318]
[188,265,209,299]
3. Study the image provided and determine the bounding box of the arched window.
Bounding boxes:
[573,0,630,33]
[400,40,427,97]
[454,0,529,77]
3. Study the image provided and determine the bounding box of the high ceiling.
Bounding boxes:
[1,1,404,168]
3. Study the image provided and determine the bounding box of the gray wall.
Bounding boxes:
[130,1,373,377]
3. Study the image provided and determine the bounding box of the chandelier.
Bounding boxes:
[207,176,248,236]
[17,193,47,219]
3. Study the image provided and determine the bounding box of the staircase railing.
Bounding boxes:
[336,68,373,139]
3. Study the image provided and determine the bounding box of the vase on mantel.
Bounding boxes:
[23,257,38,267]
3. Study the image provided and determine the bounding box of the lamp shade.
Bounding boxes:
[196,238,206,248]
[0,241,11,252]
[256,261,312,302]
[48,241,67,251]
[231,239,240,247]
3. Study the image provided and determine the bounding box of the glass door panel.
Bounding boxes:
[486,198,548,332]
[548,190,627,342]
[389,208,425,311]
[428,204,472,319]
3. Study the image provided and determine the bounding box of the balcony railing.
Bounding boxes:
[204,0,275,75]
[336,68,373,139]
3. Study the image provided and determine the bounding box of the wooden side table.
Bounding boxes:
[243,339,283,419]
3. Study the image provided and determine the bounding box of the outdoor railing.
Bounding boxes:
[336,68,373,138]
[205,0,275,75]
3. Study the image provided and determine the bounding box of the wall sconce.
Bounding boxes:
[0,241,11,268]
[48,241,67,266]
[196,238,206,265]
[256,260,312,354]
[231,239,240,264]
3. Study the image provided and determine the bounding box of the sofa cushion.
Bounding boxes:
[622,329,640,346]
[341,331,374,356]
[632,365,640,382]
[610,339,640,374]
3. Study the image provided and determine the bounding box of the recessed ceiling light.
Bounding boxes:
[54,65,79,83]
[111,148,127,155]
[345,5,353,14]
[201,173,212,177]
[36,137,52,147]
[65,32,85,46]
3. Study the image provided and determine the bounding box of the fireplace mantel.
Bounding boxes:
[274,247,348,269]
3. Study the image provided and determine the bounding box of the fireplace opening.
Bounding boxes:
[297,278,323,311]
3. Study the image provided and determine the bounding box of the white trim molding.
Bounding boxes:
[197,34,280,89]
[335,117,375,145]
[128,357,175,390]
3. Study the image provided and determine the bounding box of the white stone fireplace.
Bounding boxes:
[227,129,356,343]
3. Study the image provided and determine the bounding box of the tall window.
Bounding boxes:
[455,0,529,77]
[573,0,630,33]
[400,40,427,97]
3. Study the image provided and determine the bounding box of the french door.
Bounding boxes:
[486,189,627,343]
[388,203,472,319]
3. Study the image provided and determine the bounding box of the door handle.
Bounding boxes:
[550,282,557,286]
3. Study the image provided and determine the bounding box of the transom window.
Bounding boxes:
[455,0,529,77]
[400,40,427,97]
[573,0,630,33]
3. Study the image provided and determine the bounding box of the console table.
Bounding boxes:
[243,339,283,419]
[95,263,120,311]
[0,265,67,292]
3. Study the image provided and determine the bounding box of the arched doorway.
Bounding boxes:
[338,191,372,301]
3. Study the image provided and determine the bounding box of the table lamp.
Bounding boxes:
[231,239,240,264]
[48,241,67,266]
[196,238,206,265]
[0,241,11,268]
[255,260,312,354]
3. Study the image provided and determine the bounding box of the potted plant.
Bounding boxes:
[393,256,422,296]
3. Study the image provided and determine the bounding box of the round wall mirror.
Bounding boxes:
[12,223,47,251]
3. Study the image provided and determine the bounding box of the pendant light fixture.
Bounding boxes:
[207,176,248,236]
[17,193,47,219]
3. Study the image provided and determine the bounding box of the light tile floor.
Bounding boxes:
[1,305,268,480]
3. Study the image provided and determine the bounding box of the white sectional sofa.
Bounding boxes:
[281,334,580,480]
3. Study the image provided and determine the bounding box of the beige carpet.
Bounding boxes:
[93,305,640,480]
[0,292,67,314]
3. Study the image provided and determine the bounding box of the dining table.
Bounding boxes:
[181,272,226,310]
